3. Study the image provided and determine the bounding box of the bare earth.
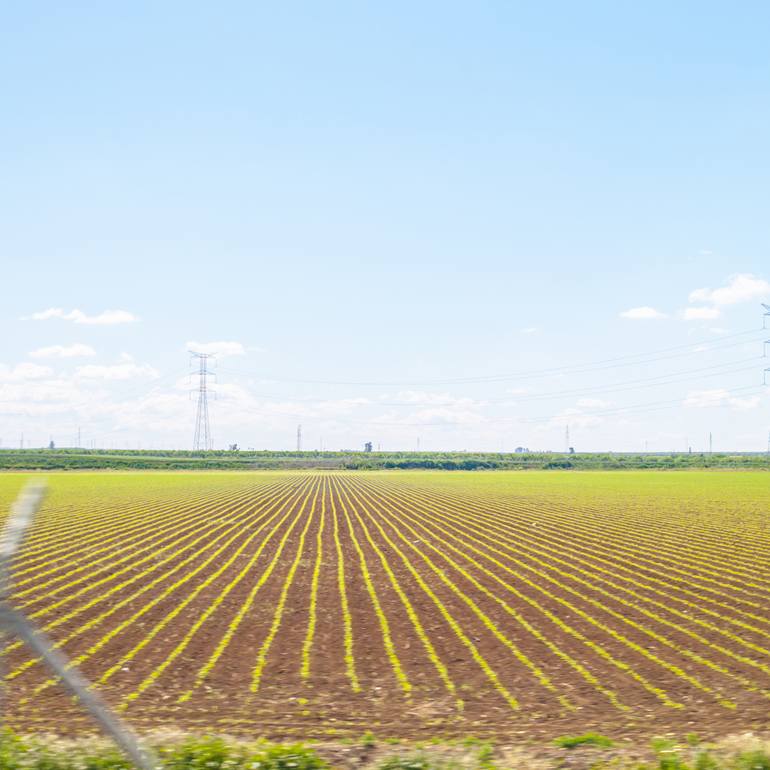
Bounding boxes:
[4,471,770,741]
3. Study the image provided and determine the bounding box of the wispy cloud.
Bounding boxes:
[29,344,96,359]
[625,273,769,325]
[682,306,722,321]
[541,406,604,431]
[683,388,760,410]
[75,362,159,381]
[0,363,54,382]
[689,274,770,306]
[576,398,613,408]
[24,308,138,325]
[186,340,246,357]
[620,306,667,320]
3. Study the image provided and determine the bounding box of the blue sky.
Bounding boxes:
[2,2,769,451]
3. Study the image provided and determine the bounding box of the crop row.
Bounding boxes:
[2,471,768,738]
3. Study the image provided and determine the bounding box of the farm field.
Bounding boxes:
[0,470,769,740]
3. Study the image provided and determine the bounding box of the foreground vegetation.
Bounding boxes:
[1,448,769,471]
[0,731,768,770]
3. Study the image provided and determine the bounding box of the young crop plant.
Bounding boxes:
[363,478,627,711]
[123,477,320,706]
[349,479,572,711]
[328,476,462,710]
[5,469,770,739]
[336,480,413,696]
[21,478,313,706]
[330,484,361,693]
[250,479,321,694]
[336,478,519,711]
[301,476,327,681]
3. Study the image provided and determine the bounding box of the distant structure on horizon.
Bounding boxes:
[190,351,214,451]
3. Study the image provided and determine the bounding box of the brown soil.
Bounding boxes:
[4,473,770,742]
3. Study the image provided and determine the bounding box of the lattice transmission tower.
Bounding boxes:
[190,352,215,451]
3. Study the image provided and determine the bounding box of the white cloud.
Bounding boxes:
[542,406,603,431]
[620,306,667,320]
[186,340,246,357]
[683,389,760,410]
[521,327,538,334]
[24,308,138,325]
[730,395,762,410]
[388,391,480,408]
[635,273,770,326]
[75,363,159,381]
[689,274,770,306]
[0,363,54,382]
[682,306,721,321]
[29,344,96,359]
[576,398,612,408]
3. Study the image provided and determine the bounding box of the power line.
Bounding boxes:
[218,327,765,387]
[219,357,759,408]
[222,382,765,429]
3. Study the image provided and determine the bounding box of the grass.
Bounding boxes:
[553,732,615,749]
[0,731,770,770]
[0,734,330,770]
[0,732,768,770]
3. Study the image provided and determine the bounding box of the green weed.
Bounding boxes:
[554,733,615,749]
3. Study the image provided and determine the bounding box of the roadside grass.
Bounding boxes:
[0,732,768,770]
[553,732,614,749]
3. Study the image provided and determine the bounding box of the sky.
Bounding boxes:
[2,1,770,452]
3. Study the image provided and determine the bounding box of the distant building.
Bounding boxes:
[364,442,373,452]
[514,446,529,453]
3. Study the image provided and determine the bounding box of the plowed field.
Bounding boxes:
[1,471,769,739]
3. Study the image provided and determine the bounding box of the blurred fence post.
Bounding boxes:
[0,482,156,770]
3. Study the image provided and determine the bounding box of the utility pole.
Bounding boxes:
[762,305,770,382]
[296,424,302,452]
[709,431,713,455]
[190,352,214,451]
[565,425,570,453]
[77,427,81,449]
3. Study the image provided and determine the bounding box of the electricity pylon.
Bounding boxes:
[190,352,214,451]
